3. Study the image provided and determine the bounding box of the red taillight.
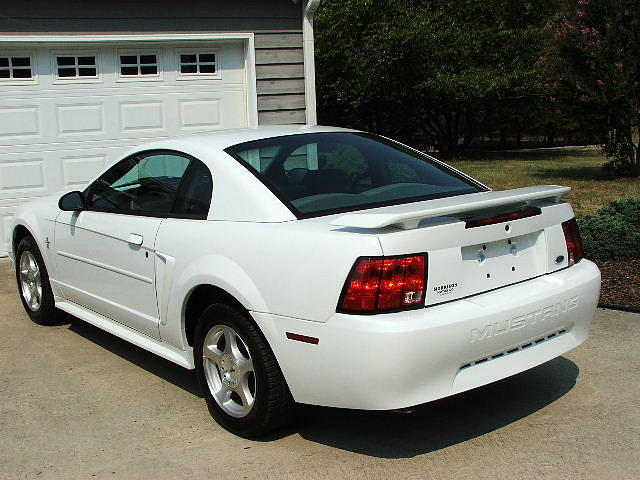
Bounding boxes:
[338,254,426,314]
[562,218,584,266]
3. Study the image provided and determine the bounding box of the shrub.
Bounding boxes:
[577,198,640,260]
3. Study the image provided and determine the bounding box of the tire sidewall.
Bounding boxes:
[15,236,57,325]
[194,304,286,437]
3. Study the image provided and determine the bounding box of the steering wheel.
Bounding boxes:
[90,187,125,209]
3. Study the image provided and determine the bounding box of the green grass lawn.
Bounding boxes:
[443,147,640,217]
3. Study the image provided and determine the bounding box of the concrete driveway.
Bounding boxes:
[1,258,638,479]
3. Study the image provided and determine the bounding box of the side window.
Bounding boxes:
[87,152,191,216]
[173,161,213,217]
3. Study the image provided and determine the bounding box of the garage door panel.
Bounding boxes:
[179,98,221,130]
[0,157,47,198]
[56,103,105,136]
[0,106,41,139]
[119,101,164,132]
[0,150,65,202]
[1,146,123,203]
[202,41,246,84]
[61,154,107,188]
[176,90,247,131]
[1,89,249,145]
[1,206,17,256]
[56,146,136,189]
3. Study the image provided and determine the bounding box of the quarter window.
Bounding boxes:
[56,55,97,78]
[179,53,216,75]
[0,56,32,79]
[120,54,158,76]
[173,161,213,216]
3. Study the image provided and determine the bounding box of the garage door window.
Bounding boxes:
[119,54,159,77]
[0,56,32,80]
[179,53,217,75]
[56,55,97,78]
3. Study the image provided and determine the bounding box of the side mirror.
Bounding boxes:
[58,191,86,211]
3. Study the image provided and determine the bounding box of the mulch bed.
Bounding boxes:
[593,259,640,310]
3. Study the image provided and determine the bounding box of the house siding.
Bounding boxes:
[0,0,307,125]
[254,32,306,125]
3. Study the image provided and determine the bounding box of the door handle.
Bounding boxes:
[127,233,144,246]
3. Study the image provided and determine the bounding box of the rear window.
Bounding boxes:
[225,132,485,218]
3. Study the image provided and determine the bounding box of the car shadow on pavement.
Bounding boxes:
[68,319,203,398]
[65,316,578,459]
[275,356,579,458]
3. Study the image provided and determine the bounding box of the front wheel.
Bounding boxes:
[15,236,60,325]
[194,304,294,438]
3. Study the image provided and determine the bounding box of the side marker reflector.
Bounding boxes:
[286,332,319,345]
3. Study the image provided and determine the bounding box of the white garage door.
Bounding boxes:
[0,39,251,255]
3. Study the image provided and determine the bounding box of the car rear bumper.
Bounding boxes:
[252,259,601,410]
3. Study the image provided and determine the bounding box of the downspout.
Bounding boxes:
[303,0,322,125]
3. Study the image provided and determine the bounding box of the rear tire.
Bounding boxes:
[15,236,60,325]
[194,303,294,438]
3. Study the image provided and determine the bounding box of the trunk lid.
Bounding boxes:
[329,186,575,306]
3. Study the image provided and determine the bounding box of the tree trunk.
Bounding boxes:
[500,129,507,149]
[545,124,556,147]
[631,125,640,175]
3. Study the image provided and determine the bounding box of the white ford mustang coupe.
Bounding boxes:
[10,125,600,437]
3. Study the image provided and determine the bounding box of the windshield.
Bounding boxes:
[225,132,485,218]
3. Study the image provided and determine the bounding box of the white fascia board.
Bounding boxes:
[0,33,254,43]
[303,0,322,126]
[244,34,259,127]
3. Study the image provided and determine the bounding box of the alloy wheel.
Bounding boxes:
[19,251,42,312]
[202,324,256,418]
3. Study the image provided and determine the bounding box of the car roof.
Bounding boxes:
[106,126,365,224]
[136,125,359,154]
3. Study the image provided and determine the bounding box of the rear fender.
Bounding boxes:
[159,254,268,349]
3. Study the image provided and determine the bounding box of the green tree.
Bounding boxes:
[315,0,558,153]
[545,0,640,175]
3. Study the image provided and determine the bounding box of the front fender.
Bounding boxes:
[10,197,61,280]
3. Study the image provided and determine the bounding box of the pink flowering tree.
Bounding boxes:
[546,0,639,175]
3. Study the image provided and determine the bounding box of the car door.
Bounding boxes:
[54,151,195,339]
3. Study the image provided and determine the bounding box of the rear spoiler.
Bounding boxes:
[330,185,571,229]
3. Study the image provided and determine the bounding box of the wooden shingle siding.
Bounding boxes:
[258,109,307,125]
[253,32,303,48]
[258,94,306,110]
[256,79,305,95]
[254,31,306,125]
[256,63,305,79]
[255,48,304,65]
